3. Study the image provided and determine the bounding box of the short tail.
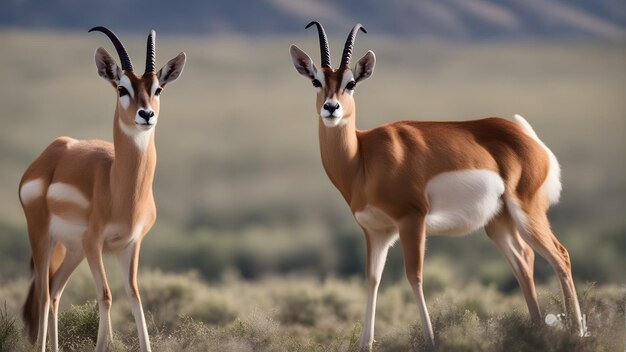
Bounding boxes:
[512,114,562,205]
[22,258,38,343]
[22,243,66,344]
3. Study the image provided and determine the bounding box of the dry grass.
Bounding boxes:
[0,269,624,351]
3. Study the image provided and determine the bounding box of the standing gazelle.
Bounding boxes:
[290,21,585,350]
[19,27,186,352]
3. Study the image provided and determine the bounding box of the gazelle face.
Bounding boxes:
[95,47,186,134]
[290,22,376,128]
[91,27,186,142]
[116,72,162,131]
[312,67,357,127]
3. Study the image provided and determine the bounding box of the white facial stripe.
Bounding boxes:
[315,70,325,87]
[118,118,154,150]
[47,183,90,208]
[314,70,325,93]
[20,179,44,204]
[120,95,130,110]
[119,75,135,98]
[341,70,354,89]
[150,79,160,97]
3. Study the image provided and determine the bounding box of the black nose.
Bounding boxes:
[323,102,340,114]
[138,109,154,122]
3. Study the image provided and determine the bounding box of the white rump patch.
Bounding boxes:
[20,179,44,204]
[49,214,87,244]
[425,169,505,236]
[47,182,90,208]
[513,114,562,204]
[118,118,154,150]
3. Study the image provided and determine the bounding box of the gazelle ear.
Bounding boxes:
[290,45,317,79]
[95,47,121,84]
[157,52,186,87]
[354,50,376,83]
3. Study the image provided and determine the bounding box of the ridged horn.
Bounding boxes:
[305,21,331,68]
[144,30,156,75]
[340,24,367,68]
[88,26,134,72]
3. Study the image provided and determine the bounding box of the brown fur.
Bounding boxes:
[292,56,584,348]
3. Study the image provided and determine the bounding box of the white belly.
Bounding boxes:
[355,169,505,236]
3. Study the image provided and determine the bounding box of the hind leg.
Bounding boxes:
[50,245,85,352]
[33,238,54,352]
[485,213,541,323]
[24,210,54,352]
[84,237,113,352]
[509,200,584,335]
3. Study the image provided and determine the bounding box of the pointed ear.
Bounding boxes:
[354,50,376,83]
[290,45,317,79]
[158,52,186,87]
[95,47,121,84]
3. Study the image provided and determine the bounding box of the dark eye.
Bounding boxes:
[312,79,322,88]
[155,87,163,96]
[345,81,356,90]
[117,86,129,97]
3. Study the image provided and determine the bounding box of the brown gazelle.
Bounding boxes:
[19,26,186,352]
[290,21,585,350]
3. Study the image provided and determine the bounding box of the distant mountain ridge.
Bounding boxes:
[1,0,624,40]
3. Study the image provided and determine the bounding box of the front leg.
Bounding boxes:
[398,214,435,350]
[117,241,151,352]
[83,238,113,352]
[360,227,395,351]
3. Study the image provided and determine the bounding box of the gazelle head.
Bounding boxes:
[290,22,376,128]
[90,26,186,133]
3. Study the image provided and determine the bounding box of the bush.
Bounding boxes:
[0,302,22,352]
[58,300,99,350]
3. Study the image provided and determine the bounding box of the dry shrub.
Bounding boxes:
[58,300,98,351]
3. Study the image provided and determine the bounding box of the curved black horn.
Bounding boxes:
[144,30,156,75]
[305,21,331,68]
[339,24,367,68]
[88,26,134,72]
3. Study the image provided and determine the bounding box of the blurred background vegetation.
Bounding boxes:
[0,32,623,287]
[0,0,624,350]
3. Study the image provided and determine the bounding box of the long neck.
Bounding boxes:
[318,113,361,203]
[110,111,156,219]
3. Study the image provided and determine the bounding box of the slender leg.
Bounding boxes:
[359,228,395,351]
[398,214,434,350]
[49,246,85,352]
[84,240,113,352]
[35,239,55,352]
[485,214,541,323]
[512,208,584,335]
[117,241,151,352]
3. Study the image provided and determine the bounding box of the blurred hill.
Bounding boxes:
[0,0,624,40]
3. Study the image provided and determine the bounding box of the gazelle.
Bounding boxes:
[19,26,186,352]
[290,21,585,350]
